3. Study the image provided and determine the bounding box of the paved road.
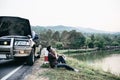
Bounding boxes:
[0,59,32,80]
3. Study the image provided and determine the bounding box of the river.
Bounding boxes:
[90,54,120,75]
[72,51,120,75]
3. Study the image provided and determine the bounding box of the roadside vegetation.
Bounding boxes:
[32,29,120,80]
[40,50,120,80]
[36,29,120,50]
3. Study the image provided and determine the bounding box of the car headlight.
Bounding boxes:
[19,50,25,54]
[15,41,30,46]
[19,50,31,54]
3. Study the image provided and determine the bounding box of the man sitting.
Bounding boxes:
[47,46,79,72]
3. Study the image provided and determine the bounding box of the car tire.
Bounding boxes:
[36,51,41,58]
[26,48,35,65]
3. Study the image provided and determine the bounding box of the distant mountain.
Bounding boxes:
[31,25,110,33]
[45,25,77,31]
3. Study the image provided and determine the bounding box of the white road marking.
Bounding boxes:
[1,65,23,80]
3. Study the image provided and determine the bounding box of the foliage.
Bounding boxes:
[111,41,119,46]
[52,31,60,41]
[39,29,86,49]
[67,30,86,49]
[56,42,63,49]
[32,26,120,50]
[41,50,120,80]
[88,41,94,48]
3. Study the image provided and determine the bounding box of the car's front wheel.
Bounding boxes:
[26,49,35,65]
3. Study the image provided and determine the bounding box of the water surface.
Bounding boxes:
[72,51,120,75]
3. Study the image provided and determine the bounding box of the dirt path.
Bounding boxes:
[24,57,49,80]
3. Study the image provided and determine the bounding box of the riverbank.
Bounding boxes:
[24,50,120,80]
[41,56,120,80]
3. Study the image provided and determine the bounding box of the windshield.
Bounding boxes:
[0,16,32,37]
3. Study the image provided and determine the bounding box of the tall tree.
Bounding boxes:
[40,29,53,47]
[52,31,60,41]
[61,30,70,48]
[61,30,69,42]
[68,30,85,49]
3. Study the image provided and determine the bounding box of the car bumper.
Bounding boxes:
[14,53,30,57]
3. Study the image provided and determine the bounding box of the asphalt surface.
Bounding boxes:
[0,59,32,80]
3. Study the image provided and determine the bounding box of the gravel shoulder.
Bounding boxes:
[23,56,49,80]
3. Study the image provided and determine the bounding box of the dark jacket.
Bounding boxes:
[48,52,58,68]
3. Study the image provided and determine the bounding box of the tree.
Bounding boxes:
[40,29,53,47]
[94,40,104,50]
[68,30,85,49]
[56,42,63,49]
[103,35,112,46]
[91,34,95,42]
[46,29,53,45]
[61,30,69,42]
[85,37,91,48]
[94,35,105,50]
[88,34,95,48]
[52,31,60,41]
[88,41,94,48]
[61,30,70,48]
[111,41,119,46]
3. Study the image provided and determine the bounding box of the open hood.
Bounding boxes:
[0,16,32,37]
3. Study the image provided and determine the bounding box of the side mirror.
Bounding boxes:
[33,34,39,40]
[28,35,32,38]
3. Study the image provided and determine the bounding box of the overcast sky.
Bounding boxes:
[0,0,120,32]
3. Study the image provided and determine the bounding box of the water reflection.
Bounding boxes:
[71,51,120,75]
[91,54,120,75]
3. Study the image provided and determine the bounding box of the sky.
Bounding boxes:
[0,0,120,32]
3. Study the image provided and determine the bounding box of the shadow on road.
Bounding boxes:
[0,59,26,79]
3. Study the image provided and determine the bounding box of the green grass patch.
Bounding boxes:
[41,63,50,68]
[40,57,120,80]
[40,50,120,80]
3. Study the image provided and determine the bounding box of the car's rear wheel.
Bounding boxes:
[26,48,35,65]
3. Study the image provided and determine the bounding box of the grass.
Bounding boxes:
[40,50,120,80]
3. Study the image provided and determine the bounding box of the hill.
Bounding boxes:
[31,25,111,33]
